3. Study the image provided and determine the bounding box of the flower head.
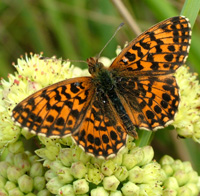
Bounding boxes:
[0,52,200,195]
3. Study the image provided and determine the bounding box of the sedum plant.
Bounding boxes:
[0,52,200,195]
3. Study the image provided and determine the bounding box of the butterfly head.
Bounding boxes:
[87,57,104,77]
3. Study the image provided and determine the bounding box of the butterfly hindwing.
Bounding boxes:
[115,75,179,130]
[73,92,127,158]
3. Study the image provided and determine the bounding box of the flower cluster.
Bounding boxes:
[174,66,200,142]
[37,136,165,195]
[0,53,199,195]
[160,155,200,196]
[0,140,50,196]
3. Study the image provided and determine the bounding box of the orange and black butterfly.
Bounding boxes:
[12,16,191,158]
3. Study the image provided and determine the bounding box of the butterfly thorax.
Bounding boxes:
[87,57,115,90]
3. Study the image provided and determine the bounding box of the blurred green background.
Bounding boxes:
[0,0,200,172]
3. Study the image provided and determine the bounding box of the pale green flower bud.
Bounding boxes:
[188,171,199,183]
[163,177,179,190]
[110,190,122,196]
[128,166,144,183]
[30,162,44,178]
[0,176,6,188]
[18,174,33,193]
[121,181,139,196]
[90,187,109,196]
[162,164,174,176]
[142,162,165,183]
[28,154,39,163]
[186,183,199,196]
[72,146,84,162]
[0,161,10,178]
[73,179,89,194]
[177,186,192,196]
[162,189,177,196]
[4,181,16,191]
[5,152,14,165]
[114,166,128,182]
[101,160,117,176]
[49,160,63,172]
[139,183,163,195]
[71,161,87,179]
[79,151,91,164]
[57,167,74,184]
[85,163,104,185]
[122,153,139,170]
[171,160,183,171]
[46,177,63,194]
[43,160,51,168]
[59,148,73,167]
[58,184,75,196]
[33,176,46,191]
[8,187,24,196]
[8,140,24,154]
[7,166,24,183]
[139,146,154,166]
[103,175,120,191]
[111,152,123,165]
[35,143,59,161]
[160,155,174,165]
[14,152,30,173]
[174,169,189,186]
[37,189,51,196]
[44,169,56,181]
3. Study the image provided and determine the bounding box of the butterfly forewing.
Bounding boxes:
[110,16,191,75]
[13,77,94,137]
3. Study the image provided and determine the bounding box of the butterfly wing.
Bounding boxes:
[115,75,179,130]
[109,16,191,131]
[73,92,127,158]
[109,16,191,75]
[12,77,95,137]
[12,77,127,158]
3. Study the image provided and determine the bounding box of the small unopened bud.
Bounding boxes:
[90,187,109,196]
[18,174,33,193]
[33,176,46,191]
[121,181,139,196]
[71,161,87,179]
[58,184,75,196]
[30,162,44,178]
[7,166,24,183]
[57,167,74,184]
[59,148,73,167]
[8,141,24,154]
[14,153,30,173]
[4,181,16,192]
[0,161,10,178]
[103,175,120,191]
[101,160,117,176]
[73,179,89,194]
[8,187,24,196]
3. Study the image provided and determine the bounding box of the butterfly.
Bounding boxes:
[12,16,191,159]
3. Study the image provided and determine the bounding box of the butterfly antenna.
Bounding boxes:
[96,22,124,59]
